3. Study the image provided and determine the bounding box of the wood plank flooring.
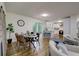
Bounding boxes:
[6,38,49,56]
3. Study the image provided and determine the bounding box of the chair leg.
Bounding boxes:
[17,42,20,50]
[38,41,40,46]
[31,42,36,49]
[37,39,40,46]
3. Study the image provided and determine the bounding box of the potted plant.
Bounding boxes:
[6,23,14,44]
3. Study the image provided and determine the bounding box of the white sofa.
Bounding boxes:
[64,34,78,42]
[65,44,79,53]
[49,40,66,56]
[49,40,79,56]
[74,37,79,42]
[63,35,79,45]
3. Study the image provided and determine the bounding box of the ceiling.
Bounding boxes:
[5,2,79,21]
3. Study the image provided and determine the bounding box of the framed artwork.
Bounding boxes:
[17,20,25,27]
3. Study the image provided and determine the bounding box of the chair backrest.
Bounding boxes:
[36,33,40,37]
[31,32,34,35]
[15,33,19,42]
[15,33,25,43]
[19,34,26,43]
[35,33,40,41]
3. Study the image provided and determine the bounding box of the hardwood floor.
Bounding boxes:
[6,38,49,56]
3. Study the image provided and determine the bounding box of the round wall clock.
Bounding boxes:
[17,20,25,27]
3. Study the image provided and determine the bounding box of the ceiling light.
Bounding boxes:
[41,13,49,17]
[77,19,79,22]
[58,20,63,22]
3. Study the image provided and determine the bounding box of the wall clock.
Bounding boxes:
[17,20,25,27]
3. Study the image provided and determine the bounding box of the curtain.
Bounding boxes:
[33,22,42,33]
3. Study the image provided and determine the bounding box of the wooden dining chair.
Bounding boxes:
[15,33,19,46]
[15,33,28,49]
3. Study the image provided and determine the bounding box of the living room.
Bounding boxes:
[1,2,79,56]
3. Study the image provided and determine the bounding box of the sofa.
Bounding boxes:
[63,35,79,46]
[49,40,79,56]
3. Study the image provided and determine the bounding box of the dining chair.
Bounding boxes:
[15,33,29,50]
[30,37,36,49]
[15,33,19,47]
[31,33,40,47]
[36,33,40,45]
[31,32,34,35]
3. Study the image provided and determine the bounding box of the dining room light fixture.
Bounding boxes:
[41,13,49,17]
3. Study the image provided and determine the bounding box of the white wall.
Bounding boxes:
[63,16,78,38]
[63,18,71,36]
[70,16,77,38]
[46,19,63,33]
[46,15,78,39]
[46,20,58,32]
[6,12,45,42]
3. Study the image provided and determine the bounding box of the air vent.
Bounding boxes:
[64,16,71,19]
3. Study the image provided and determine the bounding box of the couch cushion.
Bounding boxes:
[57,43,69,55]
[68,51,79,56]
[49,40,67,56]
